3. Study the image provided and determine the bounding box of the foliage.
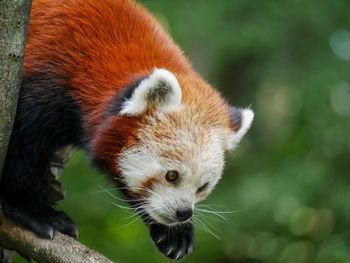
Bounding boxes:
[17,0,350,262]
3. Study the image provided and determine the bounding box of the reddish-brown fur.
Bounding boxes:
[25,0,233,176]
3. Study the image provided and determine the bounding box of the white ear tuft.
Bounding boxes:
[119,68,182,116]
[226,107,254,150]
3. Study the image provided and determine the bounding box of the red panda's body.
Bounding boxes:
[24,0,232,172]
[26,0,187,151]
[0,0,253,260]
[26,0,191,116]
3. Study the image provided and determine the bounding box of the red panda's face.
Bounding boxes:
[115,68,254,226]
[118,119,226,225]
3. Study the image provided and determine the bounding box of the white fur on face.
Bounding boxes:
[119,68,182,116]
[118,128,225,225]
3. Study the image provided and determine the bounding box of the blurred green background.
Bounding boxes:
[18,0,350,262]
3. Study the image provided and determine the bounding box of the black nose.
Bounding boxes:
[176,207,193,222]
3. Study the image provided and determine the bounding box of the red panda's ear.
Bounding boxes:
[226,107,254,150]
[119,68,182,116]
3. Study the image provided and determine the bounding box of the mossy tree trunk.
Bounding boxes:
[0,0,31,176]
[0,1,32,262]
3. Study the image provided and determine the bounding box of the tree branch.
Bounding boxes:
[0,213,112,263]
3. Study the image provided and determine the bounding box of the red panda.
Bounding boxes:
[0,0,254,260]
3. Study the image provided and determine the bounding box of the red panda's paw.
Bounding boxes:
[1,199,55,239]
[1,200,78,239]
[150,223,194,260]
[47,210,79,239]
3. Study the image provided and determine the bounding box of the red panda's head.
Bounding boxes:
[92,68,253,258]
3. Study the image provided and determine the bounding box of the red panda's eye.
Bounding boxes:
[165,171,179,183]
[197,182,209,193]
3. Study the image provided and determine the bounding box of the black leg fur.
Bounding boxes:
[0,73,83,239]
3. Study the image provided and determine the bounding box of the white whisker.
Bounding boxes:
[194,212,227,223]
[194,217,221,240]
[116,215,141,229]
[196,208,229,221]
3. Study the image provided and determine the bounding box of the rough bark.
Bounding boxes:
[0,0,32,261]
[0,214,113,263]
[0,1,113,262]
[0,0,31,177]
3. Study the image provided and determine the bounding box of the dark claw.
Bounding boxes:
[150,223,194,260]
[27,219,55,240]
[48,210,79,239]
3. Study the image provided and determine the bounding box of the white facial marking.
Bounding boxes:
[226,108,254,150]
[119,146,162,191]
[118,128,225,225]
[119,68,182,116]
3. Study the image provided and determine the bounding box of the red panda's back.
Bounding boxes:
[24,0,193,112]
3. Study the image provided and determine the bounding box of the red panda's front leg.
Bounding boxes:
[1,200,78,239]
[0,73,82,239]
